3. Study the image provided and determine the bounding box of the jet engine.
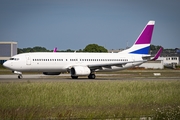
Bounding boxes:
[43,72,61,75]
[70,66,91,76]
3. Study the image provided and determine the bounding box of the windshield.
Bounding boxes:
[9,58,19,60]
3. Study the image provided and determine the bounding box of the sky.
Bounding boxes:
[0,0,180,50]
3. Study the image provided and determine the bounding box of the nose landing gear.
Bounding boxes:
[18,74,23,79]
[13,71,23,79]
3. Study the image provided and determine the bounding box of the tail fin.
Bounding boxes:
[120,21,155,55]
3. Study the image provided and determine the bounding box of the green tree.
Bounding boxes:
[83,44,108,52]
[150,45,161,50]
[77,49,83,52]
[17,46,50,54]
[32,46,49,52]
[66,49,74,52]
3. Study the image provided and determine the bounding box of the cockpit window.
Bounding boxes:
[9,58,19,60]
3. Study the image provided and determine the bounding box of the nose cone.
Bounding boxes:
[3,61,10,69]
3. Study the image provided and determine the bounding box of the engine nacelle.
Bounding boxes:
[71,66,91,76]
[43,72,61,75]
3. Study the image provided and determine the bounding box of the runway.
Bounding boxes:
[0,74,180,82]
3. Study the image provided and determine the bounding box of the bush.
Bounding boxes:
[153,106,180,120]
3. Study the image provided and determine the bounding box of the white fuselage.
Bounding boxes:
[4,52,145,73]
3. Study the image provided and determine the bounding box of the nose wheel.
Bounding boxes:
[13,71,23,79]
[18,74,23,79]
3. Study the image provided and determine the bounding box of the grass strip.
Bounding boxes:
[0,80,180,119]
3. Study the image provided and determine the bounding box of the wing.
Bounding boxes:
[87,60,145,70]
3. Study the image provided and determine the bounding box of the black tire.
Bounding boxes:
[71,76,78,79]
[18,75,22,79]
[88,74,96,79]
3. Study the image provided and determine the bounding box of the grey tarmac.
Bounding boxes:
[0,74,180,82]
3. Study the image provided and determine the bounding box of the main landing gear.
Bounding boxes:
[71,73,96,79]
[88,73,96,79]
[71,76,78,79]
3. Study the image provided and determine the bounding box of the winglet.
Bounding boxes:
[151,47,163,61]
[53,47,57,52]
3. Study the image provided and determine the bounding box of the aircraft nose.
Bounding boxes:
[3,61,10,69]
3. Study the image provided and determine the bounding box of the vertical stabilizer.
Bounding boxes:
[120,21,155,55]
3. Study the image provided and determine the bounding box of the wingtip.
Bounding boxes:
[151,47,163,60]
[53,47,57,52]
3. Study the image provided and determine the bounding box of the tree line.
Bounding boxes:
[18,44,177,54]
[17,44,108,54]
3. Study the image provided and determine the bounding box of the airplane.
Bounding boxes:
[3,20,161,79]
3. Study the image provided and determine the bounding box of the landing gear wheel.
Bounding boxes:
[71,76,78,79]
[88,74,96,79]
[18,75,23,79]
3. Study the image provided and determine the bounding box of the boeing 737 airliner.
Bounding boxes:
[3,20,160,79]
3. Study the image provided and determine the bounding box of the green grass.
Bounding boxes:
[0,80,180,119]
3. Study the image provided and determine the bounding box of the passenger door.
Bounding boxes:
[26,55,31,65]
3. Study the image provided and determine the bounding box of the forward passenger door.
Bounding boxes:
[26,55,31,65]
